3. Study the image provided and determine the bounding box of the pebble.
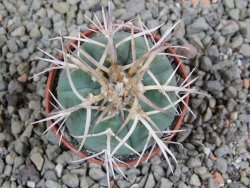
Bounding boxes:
[230,35,243,48]
[46,145,61,160]
[190,174,201,186]
[27,181,36,188]
[0,158,4,174]
[45,180,61,188]
[126,0,145,17]
[206,46,220,61]
[224,0,234,9]
[11,26,25,37]
[145,173,155,188]
[55,164,63,178]
[160,178,173,188]
[7,39,18,52]
[211,172,225,186]
[187,17,209,33]
[89,167,106,181]
[178,43,198,59]
[221,21,239,35]
[19,165,40,183]
[208,178,220,188]
[80,176,89,188]
[230,112,238,121]
[30,152,44,171]
[30,26,41,39]
[240,44,250,57]
[216,158,228,174]
[62,174,79,188]
[243,78,249,89]
[147,19,160,29]
[187,158,202,168]
[203,107,212,122]
[200,56,212,71]
[238,114,250,123]
[206,80,223,92]
[214,145,230,157]
[17,74,28,83]
[229,9,240,20]
[0,35,7,48]
[53,2,70,14]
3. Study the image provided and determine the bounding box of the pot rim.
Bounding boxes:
[45,27,190,167]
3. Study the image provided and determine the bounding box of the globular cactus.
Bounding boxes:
[33,2,198,185]
[57,31,177,155]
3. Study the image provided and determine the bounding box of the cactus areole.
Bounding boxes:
[45,27,190,166]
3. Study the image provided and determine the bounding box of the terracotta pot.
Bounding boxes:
[45,28,190,167]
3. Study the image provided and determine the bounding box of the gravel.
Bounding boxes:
[62,173,79,187]
[0,0,249,188]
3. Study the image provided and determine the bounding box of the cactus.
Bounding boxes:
[32,2,199,186]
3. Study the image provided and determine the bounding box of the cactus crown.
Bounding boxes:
[33,2,199,185]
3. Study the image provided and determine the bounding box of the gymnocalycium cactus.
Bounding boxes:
[33,1,199,186]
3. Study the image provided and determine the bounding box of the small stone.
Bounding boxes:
[200,56,212,71]
[224,0,234,8]
[45,180,61,188]
[208,178,220,188]
[55,164,63,178]
[80,177,89,188]
[230,112,238,121]
[11,119,23,135]
[206,80,223,92]
[0,158,4,174]
[62,174,79,187]
[145,173,155,188]
[203,107,212,122]
[160,178,173,188]
[214,145,230,157]
[67,0,80,5]
[216,158,228,174]
[17,74,28,83]
[178,43,197,59]
[239,114,250,123]
[126,0,145,17]
[0,35,7,47]
[44,170,57,181]
[221,21,239,35]
[46,145,61,160]
[8,80,23,93]
[27,181,36,188]
[7,39,18,52]
[190,174,201,186]
[53,2,70,14]
[229,9,239,20]
[89,167,105,180]
[230,35,243,48]
[141,10,153,21]
[18,108,31,122]
[188,17,209,33]
[11,26,26,37]
[206,46,220,61]
[0,79,7,91]
[31,0,41,10]
[147,19,160,29]
[235,0,248,9]
[19,165,40,183]
[243,78,249,89]
[240,44,250,57]
[211,172,225,186]
[30,26,41,39]
[187,158,202,168]
[30,153,44,171]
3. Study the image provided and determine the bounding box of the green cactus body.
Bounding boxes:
[57,32,177,155]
